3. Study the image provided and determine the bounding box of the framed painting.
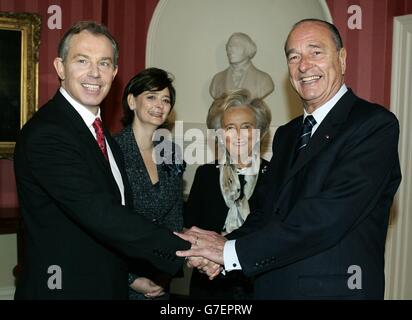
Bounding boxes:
[0,12,41,159]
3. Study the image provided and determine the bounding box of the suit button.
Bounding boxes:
[274,208,280,214]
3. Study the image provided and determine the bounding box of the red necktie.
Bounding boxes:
[92,118,109,161]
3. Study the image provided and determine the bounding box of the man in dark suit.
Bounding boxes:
[176,19,402,299]
[13,21,189,299]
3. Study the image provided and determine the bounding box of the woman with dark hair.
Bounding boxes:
[114,68,185,300]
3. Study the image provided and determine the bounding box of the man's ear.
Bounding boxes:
[53,57,65,81]
[339,48,347,75]
[112,65,118,80]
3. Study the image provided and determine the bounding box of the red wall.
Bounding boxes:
[102,0,158,134]
[1,0,412,208]
[0,0,158,207]
[327,0,412,107]
[0,0,158,133]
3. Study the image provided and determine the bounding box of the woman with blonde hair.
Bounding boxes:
[184,88,271,299]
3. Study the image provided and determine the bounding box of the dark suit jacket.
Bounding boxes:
[13,91,190,299]
[184,160,269,232]
[227,89,402,299]
[184,160,269,299]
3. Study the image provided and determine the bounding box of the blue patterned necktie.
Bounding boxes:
[293,115,316,164]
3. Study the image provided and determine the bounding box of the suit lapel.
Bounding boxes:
[52,91,119,191]
[279,89,358,192]
[276,120,301,181]
[53,93,108,164]
[106,132,133,207]
[288,120,337,177]
[265,120,301,202]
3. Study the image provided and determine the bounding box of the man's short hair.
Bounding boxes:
[57,21,119,67]
[284,18,343,54]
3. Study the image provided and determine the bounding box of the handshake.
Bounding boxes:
[174,226,228,280]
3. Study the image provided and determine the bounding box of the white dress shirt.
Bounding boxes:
[59,87,125,205]
[223,84,348,271]
[304,84,348,136]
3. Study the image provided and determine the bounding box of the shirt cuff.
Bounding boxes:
[128,273,139,286]
[223,240,242,271]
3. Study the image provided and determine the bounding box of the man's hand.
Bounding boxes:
[185,256,222,280]
[130,277,165,298]
[175,226,227,278]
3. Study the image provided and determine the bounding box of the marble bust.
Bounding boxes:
[209,32,274,99]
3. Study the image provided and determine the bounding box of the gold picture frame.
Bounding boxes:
[0,12,41,159]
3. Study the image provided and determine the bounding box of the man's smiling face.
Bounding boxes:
[285,21,346,113]
[54,30,118,113]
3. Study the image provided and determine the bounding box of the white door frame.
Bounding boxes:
[385,14,412,300]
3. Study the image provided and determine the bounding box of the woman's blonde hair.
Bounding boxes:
[206,88,271,139]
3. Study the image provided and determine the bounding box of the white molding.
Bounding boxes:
[145,0,168,67]
[319,0,333,23]
[0,286,15,300]
[385,14,412,300]
[147,0,333,67]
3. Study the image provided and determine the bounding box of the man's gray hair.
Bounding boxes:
[284,18,343,54]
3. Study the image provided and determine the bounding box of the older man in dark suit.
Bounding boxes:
[13,21,189,299]
[177,19,401,299]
